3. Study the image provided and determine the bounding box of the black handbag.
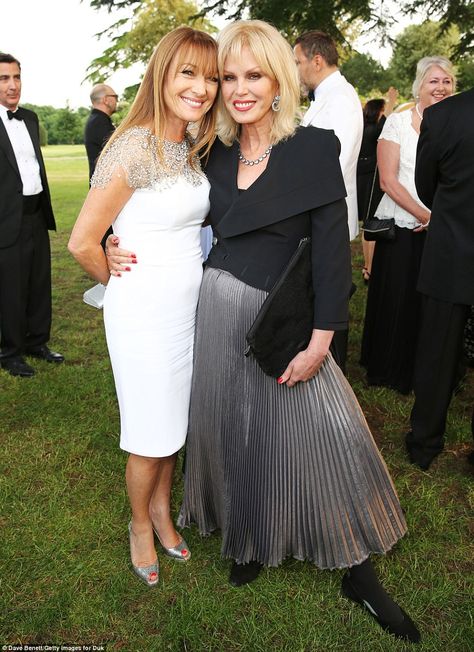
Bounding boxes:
[362,165,396,241]
[362,217,396,241]
[245,238,314,377]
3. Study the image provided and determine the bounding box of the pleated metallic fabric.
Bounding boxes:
[178,267,407,568]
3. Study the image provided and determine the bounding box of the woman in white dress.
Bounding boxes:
[68,27,219,586]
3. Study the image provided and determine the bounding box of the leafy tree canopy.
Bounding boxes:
[85,0,215,81]
[87,0,474,55]
[340,52,391,96]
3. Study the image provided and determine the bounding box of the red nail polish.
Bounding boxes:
[131,253,136,258]
[277,377,284,384]
[132,259,137,264]
[125,267,131,271]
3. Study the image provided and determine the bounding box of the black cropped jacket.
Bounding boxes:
[205,126,352,331]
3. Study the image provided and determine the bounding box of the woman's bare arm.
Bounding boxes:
[68,175,133,284]
[377,138,430,228]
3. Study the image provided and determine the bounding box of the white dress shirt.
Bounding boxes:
[301,71,363,240]
[0,104,43,196]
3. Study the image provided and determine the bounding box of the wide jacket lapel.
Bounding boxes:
[206,129,346,238]
[0,119,21,178]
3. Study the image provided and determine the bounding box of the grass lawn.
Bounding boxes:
[0,144,473,652]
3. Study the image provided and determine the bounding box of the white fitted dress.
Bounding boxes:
[92,127,209,457]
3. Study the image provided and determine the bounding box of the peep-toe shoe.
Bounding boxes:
[128,522,159,587]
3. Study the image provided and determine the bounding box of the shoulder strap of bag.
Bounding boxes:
[364,166,378,223]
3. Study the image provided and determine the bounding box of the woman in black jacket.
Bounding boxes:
[107,21,420,643]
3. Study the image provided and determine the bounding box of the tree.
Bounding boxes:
[85,0,215,82]
[457,57,474,91]
[50,107,83,145]
[88,0,474,55]
[340,52,390,96]
[24,104,88,145]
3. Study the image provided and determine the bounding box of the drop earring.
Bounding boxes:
[272,95,281,112]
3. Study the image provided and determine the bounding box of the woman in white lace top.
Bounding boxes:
[68,27,219,587]
[361,56,455,395]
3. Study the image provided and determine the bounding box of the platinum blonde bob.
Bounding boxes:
[216,20,300,146]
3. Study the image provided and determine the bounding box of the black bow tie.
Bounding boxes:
[308,90,315,102]
[7,110,22,121]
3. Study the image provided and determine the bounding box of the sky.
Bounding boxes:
[2,0,406,110]
[2,0,143,108]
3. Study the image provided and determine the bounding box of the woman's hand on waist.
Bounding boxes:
[278,329,334,387]
[105,234,137,276]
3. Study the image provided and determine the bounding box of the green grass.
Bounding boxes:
[1,145,473,651]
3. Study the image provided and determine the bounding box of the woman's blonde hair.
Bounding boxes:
[104,26,218,165]
[216,20,300,146]
[412,56,456,99]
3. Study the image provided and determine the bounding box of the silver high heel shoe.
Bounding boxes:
[152,525,191,562]
[128,522,159,587]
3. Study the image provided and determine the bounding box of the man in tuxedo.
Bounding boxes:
[0,53,64,377]
[84,83,117,180]
[406,87,474,470]
[294,31,363,372]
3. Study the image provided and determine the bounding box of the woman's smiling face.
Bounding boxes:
[163,47,219,137]
[221,46,278,129]
[418,65,454,108]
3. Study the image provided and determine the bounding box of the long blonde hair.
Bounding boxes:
[216,20,300,146]
[104,26,218,165]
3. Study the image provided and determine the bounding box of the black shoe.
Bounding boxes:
[408,453,432,471]
[341,573,421,643]
[1,356,35,377]
[229,560,263,587]
[26,345,64,363]
[405,436,435,471]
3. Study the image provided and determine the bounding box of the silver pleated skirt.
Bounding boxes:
[178,267,407,569]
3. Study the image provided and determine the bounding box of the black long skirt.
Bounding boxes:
[361,226,426,394]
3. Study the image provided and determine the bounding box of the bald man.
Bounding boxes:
[84,83,117,180]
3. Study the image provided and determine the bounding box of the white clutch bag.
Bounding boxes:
[83,283,106,309]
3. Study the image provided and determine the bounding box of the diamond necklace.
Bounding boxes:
[238,144,273,166]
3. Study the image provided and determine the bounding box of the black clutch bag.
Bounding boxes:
[245,238,314,377]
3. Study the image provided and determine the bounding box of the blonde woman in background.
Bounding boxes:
[361,57,455,395]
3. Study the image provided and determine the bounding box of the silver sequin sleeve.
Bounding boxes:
[90,126,205,191]
[90,127,156,190]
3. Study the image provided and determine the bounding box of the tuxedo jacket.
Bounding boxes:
[205,126,352,331]
[0,106,56,249]
[301,71,363,240]
[415,88,474,305]
[84,108,115,179]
